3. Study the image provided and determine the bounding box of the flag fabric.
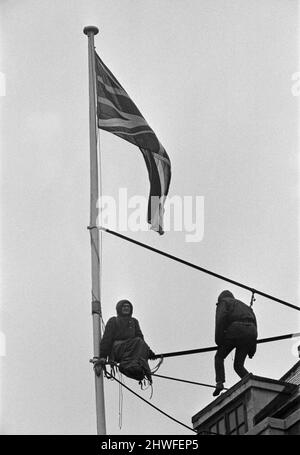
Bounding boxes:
[94,52,171,234]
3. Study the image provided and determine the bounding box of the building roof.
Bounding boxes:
[280,360,300,385]
[192,373,290,425]
[253,361,300,425]
[253,384,299,425]
[192,360,300,432]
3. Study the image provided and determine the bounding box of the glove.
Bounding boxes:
[148,350,156,360]
[248,344,256,359]
[93,358,107,377]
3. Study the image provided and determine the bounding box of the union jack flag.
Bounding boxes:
[95,52,171,235]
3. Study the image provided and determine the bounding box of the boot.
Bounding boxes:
[213,382,224,396]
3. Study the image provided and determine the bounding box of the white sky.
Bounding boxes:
[0,0,299,435]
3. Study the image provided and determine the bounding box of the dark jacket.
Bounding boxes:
[100,300,144,359]
[215,291,258,350]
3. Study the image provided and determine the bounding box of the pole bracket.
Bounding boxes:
[90,357,99,364]
[92,300,101,315]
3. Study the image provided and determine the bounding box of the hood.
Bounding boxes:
[217,290,234,304]
[116,299,133,316]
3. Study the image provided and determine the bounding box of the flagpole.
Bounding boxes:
[83,25,106,435]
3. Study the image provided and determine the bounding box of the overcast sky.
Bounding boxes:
[0,0,299,435]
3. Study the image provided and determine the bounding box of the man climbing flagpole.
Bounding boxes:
[83,25,106,435]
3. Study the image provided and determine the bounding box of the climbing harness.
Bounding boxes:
[90,357,163,396]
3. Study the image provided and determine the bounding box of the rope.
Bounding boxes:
[89,231,100,264]
[152,373,228,390]
[139,378,154,399]
[250,291,256,307]
[99,227,300,313]
[100,316,106,333]
[118,371,123,429]
[105,371,197,433]
[152,331,300,359]
[97,131,104,305]
[151,356,164,374]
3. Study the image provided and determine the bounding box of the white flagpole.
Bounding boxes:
[83,25,106,435]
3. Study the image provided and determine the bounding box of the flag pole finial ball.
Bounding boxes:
[83,26,99,36]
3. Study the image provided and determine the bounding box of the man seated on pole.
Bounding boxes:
[213,290,258,396]
[96,299,156,383]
